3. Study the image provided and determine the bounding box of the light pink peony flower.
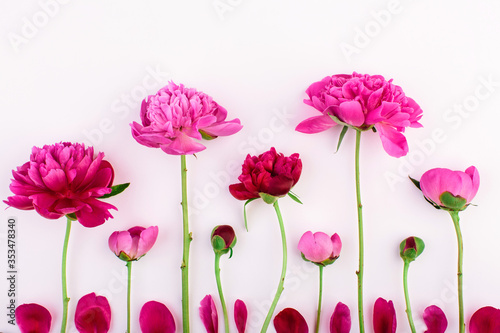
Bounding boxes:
[15,303,52,333]
[140,301,176,333]
[74,293,111,333]
[131,82,242,155]
[4,142,116,228]
[296,73,422,158]
[108,225,158,261]
[298,231,342,265]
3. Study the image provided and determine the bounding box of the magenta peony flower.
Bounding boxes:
[274,308,309,333]
[139,301,176,333]
[419,166,480,211]
[234,299,248,333]
[373,298,396,333]
[108,225,158,261]
[131,82,242,155]
[74,293,111,333]
[296,72,422,157]
[15,303,52,333]
[298,231,342,266]
[229,147,302,204]
[330,302,351,333]
[199,295,218,333]
[423,305,447,333]
[469,307,500,333]
[4,142,117,228]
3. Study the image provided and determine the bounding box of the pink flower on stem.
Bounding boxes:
[373,298,397,333]
[273,308,309,333]
[131,82,242,155]
[15,303,52,333]
[296,72,422,157]
[74,293,111,333]
[423,305,447,333]
[330,302,351,333]
[4,142,118,227]
[234,299,248,333]
[199,295,218,333]
[298,231,342,266]
[469,307,500,333]
[139,301,176,333]
[108,226,159,261]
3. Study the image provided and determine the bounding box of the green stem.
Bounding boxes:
[60,217,72,333]
[403,261,416,333]
[215,254,230,333]
[260,201,287,333]
[354,130,365,333]
[450,211,464,333]
[181,154,192,333]
[127,261,132,333]
[315,265,324,333]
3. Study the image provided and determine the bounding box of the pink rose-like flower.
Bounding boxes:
[140,301,176,333]
[298,231,342,266]
[229,147,302,203]
[419,166,479,211]
[15,303,52,333]
[108,226,159,261]
[330,302,351,333]
[273,308,309,333]
[296,72,423,158]
[199,295,218,333]
[131,82,243,155]
[423,305,447,333]
[373,298,396,333]
[4,142,116,228]
[469,306,500,333]
[74,293,111,333]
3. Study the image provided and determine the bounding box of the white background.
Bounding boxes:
[1,1,500,332]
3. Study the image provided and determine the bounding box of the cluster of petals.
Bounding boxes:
[296,72,423,157]
[108,225,159,261]
[4,142,116,227]
[298,231,342,265]
[131,81,242,155]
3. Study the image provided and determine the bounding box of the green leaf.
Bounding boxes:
[335,126,349,153]
[100,183,130,199]
[243,198,258,231]
[288,191,303,204]
[408,176,421,191]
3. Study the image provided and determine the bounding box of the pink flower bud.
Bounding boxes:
[108,225,159,261]
[298,231,342,266]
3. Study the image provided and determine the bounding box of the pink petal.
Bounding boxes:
[465,166,480,201]
[139,301,176,333]
[16,303,52,333]
[4,195,33,210]
[273,308,309,333]
[199,295,218,333]
[423,305,447,333]
[229,183,259,201]
[136,226,159,258]
[331,233,342,258]
[161,133,206,155]
[202,119,243,137]
[337,101,365,127]
[74,293,111,333]
[295,115,336,133]
[41,169,67,192]
[74,198,116,228]
[330,302,351,333]
[469,306,500,333]
[298,231,334,263]
[108,231,132,257]
[373,298,396,333]
[375,123,409,158]
[234,299,248,333]
[420,168,463,205]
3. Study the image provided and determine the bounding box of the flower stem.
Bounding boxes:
[127,261,132,333]
[215,254,230,333]
[60,217,72,333]
[450,211,465,333]
[403,261,416,333]
[354,130,365,333]
[315,265,324,333]
[260,200,287,333]
[181,154,192,333]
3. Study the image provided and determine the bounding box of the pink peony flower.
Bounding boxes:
[108,225,159,261]
[199,295,218,333]
[74,293,111,333]
[131,82,243,155]
[234,299,248,333]
[229,147,302,203]
[139,301,176,333]
[4,142,116,228]
[423,305,447,333]
[298,231,342,266]
[373,298,396,333]
[469,307,500,333]
[296,72,422,158]
[273,308,309,333]
[330,302,351,333]
[15,303,52,333]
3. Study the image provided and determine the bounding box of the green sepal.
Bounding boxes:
[408,176,421,191]
[211,235,226,252]
[372,127,377,133]
[199,130,216,140]
[228,247,233,259]
[243,198,258,231]
[327,113,351,128]
[66,213,77,221]
[424,197,442,210]
[288,191,303,204]
[399,236,425,263]
[259,192,278,205]
[335,126,349,153]
[118,252,132,262]
[440,192,467,211]
[100,183,130,199]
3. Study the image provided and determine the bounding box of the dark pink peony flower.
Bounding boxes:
[4,142,116,228]
[423,305,447,333]
[273,308,309,333]
[298,231,342,266]
[296,72,422,158]
[199,295,218,333]
[469,306,500,333]
[15,303,52,333]
[330,302,351,333]
[234,299,247,333]
[108,225,158,261]
[139,301,176,333]
[74,293,111,333]
[229,147,302,203]
[419,166,479,211]
[131,82,242,155]
[373,298,396,333]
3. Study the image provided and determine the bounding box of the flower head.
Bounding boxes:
[74,293,111,333]
[4,142,117,227]
[131,82,242,155]
[469,306,500,333]
[139,301,176,333]
[211,225,237,256]
[199,295,218,333]
[330,302,351,333]
[273,308,309,333]
[417,166,479,211]
[373,298,396,333]
[15,303,52,333]
[229,147,302,204]
[399,236,425,263]
[423,305,447,333]
[108,225,159,262]
[296,72,422,157]
[298,231,342,266]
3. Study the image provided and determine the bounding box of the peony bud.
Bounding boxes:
[108,226,158,262]
[211,225,237,256]
[298,231,342,266]
[399,236,425,263]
